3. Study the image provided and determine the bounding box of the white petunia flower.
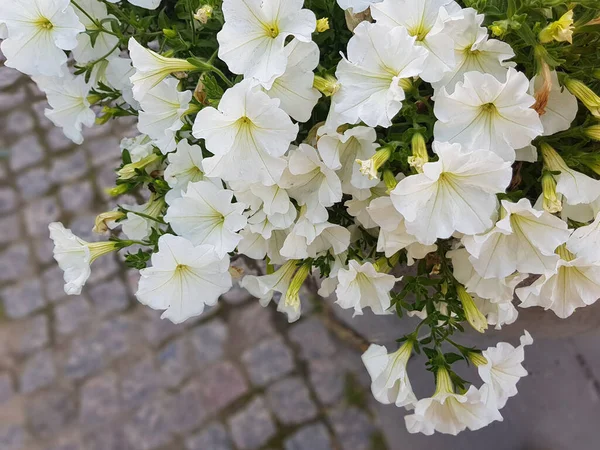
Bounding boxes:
[391,142,513,245]
[164,180,247,257]
[434,68,543,162]
[367,196,437,260]
[34,71,95,144]
[361,342,417,408]
[0,0,84,77]
[517,245,600,318]
[463,198,571,279]
[193,80,298,186]
[72,0,119,64]
[120,134,154,162]
[405,368,500,435]
[49,222,119,295]
[106,0,162,9]
[531,70,578,136]
[473,296,519,330]
[217,0,316,88]
[334,22,428,128]
[119,195,165,241]
[567,211,600,263]
[263,39,321,122]
[280,144,342,223]
[128,38,196,100]
[335,260,399,316]
[137,78,192,154]
[136,234,232,324]
[478,331,533,409]
[317,126,379,195]
[240,260,301,322]
[431,8,515,93]
[280,213,350,259]
[371,0,461,83]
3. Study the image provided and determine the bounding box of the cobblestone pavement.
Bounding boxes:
[2,57,600,450]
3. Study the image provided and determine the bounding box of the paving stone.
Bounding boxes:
[168,379,210,434]
[0,66,22,89]
[29,388,77,438]
[308,358,345,407]
[0,244,31,282]
[47,439,85,450]
[20,349,56,393]
[0,186,17,213]
[59,181,95,212]
[84,425,132,450]
[289,318,337,361]
[80,373,120,427]
[97,165,119,200]
[50,149,88,183]
[94,315,140,359]
[228,397,276,450]
[87,253,120,285]
[200,362,249,415]
[185,423,233,450]
[0,424,26,450]
[0,214,21,244]
[1,278,46,319]
[9,314,49,357]
[158,337,193,388]
[124,394,175,450]
[0,89,28,114]
[266,377,318,425]
[64,334,105,380]
[5,110,35,135]
[228,302,276,350]
[328,407,376,450]
[87,137,121,167]
[284,423,334,450]
[121,357,164,409]
[54,296,92,336]
[24,196,60,237]
[34,236,55,264]
[31,100,54,129]
[16,166,51,199]
[42,266,68,302]
[143,309,183,347]
[0,372,14,404]
[88,277,130,316]
[10,135,44,171]
[221,283,252,305]
[67,213,100,242]
[189,319,227,367]
[242,337,295,386]
[46,127,74,153]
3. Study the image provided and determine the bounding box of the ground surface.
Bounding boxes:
[1,59,600,450]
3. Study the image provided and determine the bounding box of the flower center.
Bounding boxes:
[36,17,54,30]
[264,23,280,38]
[408,22,430,41]
[481,102,497,114]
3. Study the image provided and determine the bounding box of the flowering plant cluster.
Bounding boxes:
[3,0,600,436]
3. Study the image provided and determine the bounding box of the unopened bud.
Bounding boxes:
[316,18,330,33]
[408,132,428,173]
[457,285,488,333]
[163,28,177,39]
[564,78,600,118]
[194,75,208,104]
[106,184,130,197]
[87,93,103,105]
[539,10,574,44]
[284,262,311,312]
[93,211,125,234]
[194,5,213,24]
[383,169,397,193]
[313,75,340,97]
[468,352,488,367]
[541,171,562,213]
[583,125,600,141]
[117,153,161,180]
[490,20,510,38]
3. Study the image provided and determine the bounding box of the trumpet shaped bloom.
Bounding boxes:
[567,212,600,263]
[0,0,84,77]
[478,331,533,409]
[193,80,298,186]
[34,71,95,144]
[371,0,461,83]
[49,222,119,295]
[280,144,342,223]
[264,39,321,122]
[164,181,247,257]
[72,0,119,64]
[335,260,399,316]
[517,245,600,318]
[335,22,428,127]
[391,142,512,245]
[137,78,192,154]
[217,0,316,88]
[434,68,543,162]
[432,8,515,93]
[280,214,350,259]
[361,342,417,408]
[463,199,571,279]
[136,235,232,324]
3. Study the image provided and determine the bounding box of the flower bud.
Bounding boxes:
[86,93,103,105]
[106,184,130,197]
[284,262,311,312]
[194,75,208,104]
[468,351,488,367]
[408,132,428,173]
[194,5,213,24]
[564,78,600,118]
[456,285,488,333]
[313,75,340,97]
[541,171,562,213]
[163,28,177,39]
[489,20,510,38]
[539,10,574,44]
[316,18,330,33]
[93,211,125,234]
[356,145,393,180]
[583,125,600,141]
[383,169,397,193]
[117,153,161,180]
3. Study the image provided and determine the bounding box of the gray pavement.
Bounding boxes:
[1,57,600,450]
